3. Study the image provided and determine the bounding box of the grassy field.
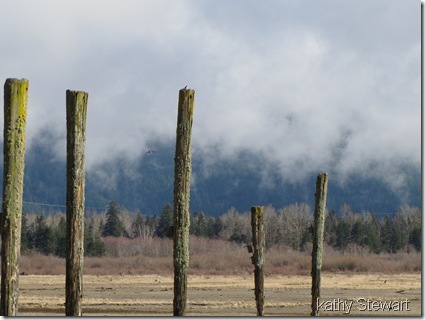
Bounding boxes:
[17,273,421,316]
[19,238,422,276]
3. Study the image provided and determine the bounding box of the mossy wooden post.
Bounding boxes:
[251,206,265,316]
[173,87,195,316]
[311,173,328,316]
[0,78,28,316]
[65,90,88,316]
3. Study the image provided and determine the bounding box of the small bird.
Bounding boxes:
[146,150,155,154]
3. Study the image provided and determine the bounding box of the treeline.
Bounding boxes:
[20,201,421,258]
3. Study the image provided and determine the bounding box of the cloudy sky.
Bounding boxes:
[0,0,420,186]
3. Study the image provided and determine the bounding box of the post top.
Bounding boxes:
[179,86,195,93]
[4,78,29,85]
[66,89,89,96]
[5,78,28,81]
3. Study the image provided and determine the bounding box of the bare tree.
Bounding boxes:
[120,210,135,237]
[279,203,312,251]
[219,208,250,242]
[263,205,280,246]
[394,205,422,252]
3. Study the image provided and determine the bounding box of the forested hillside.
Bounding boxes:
[3,134,420,217]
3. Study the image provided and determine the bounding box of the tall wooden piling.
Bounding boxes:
[311,173,328,316]
[65,90,88,316]
[251,206,265,316]
[173,87,195,316]
[0,78,29,316]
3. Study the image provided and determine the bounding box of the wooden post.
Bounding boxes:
[251,206,265,316]
[173,87,195,316]
[311,173,328,316]
[0,78,29,316]
[65,90,88,316]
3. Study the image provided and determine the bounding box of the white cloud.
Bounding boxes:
[0,0,420,185]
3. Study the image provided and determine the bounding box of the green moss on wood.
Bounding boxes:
[173,88,195,316]
[311,173,328,316]
[1,78,29,316]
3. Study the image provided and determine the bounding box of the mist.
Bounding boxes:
[0,0,420,192]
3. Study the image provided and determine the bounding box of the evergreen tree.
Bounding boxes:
[34,215,56,255]
[102,201,127,237]
[381,220,390,253]
[91,233,107,256]
[21,212,29,254]
[351,220,366,247]
[86,221,106,257]
[361,213,381,253]
[335,220,350,249]
[26,218,36,251]
[380,214,406,253]
[205,216,218,239]
[55,215,67,257]
[364,226,381,253]
[409,227,421,252]
[389,215,404,253]
[300,227,312,251]
[191,212,207,237]
[211,216,223,238]
[155,203,173,238]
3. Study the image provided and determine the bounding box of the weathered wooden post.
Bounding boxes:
[173,87,195,316]
[310,173,328,316]
[0,78,29,316]
[65,90,88,316]
[251,206,265,316]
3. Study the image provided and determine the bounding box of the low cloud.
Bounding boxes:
[0,0,419,189]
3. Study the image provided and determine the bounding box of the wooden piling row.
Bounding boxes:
[0,80,331,317]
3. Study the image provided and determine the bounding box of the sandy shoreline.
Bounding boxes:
[17,273,421,316]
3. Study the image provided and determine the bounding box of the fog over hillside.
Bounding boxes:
[16,134,420,216]
[0,1,420,215]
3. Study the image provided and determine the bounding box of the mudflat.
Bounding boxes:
[17,273,421,316]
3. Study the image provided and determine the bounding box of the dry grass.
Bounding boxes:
[20,253,65,275]
[18,237,421,276]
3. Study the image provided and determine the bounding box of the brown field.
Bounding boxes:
[17,273,421,316]
[16,240,422,316]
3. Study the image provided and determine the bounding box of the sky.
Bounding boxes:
[0,0,421,189]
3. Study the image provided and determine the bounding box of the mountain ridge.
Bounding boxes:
[6,136,421,216]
